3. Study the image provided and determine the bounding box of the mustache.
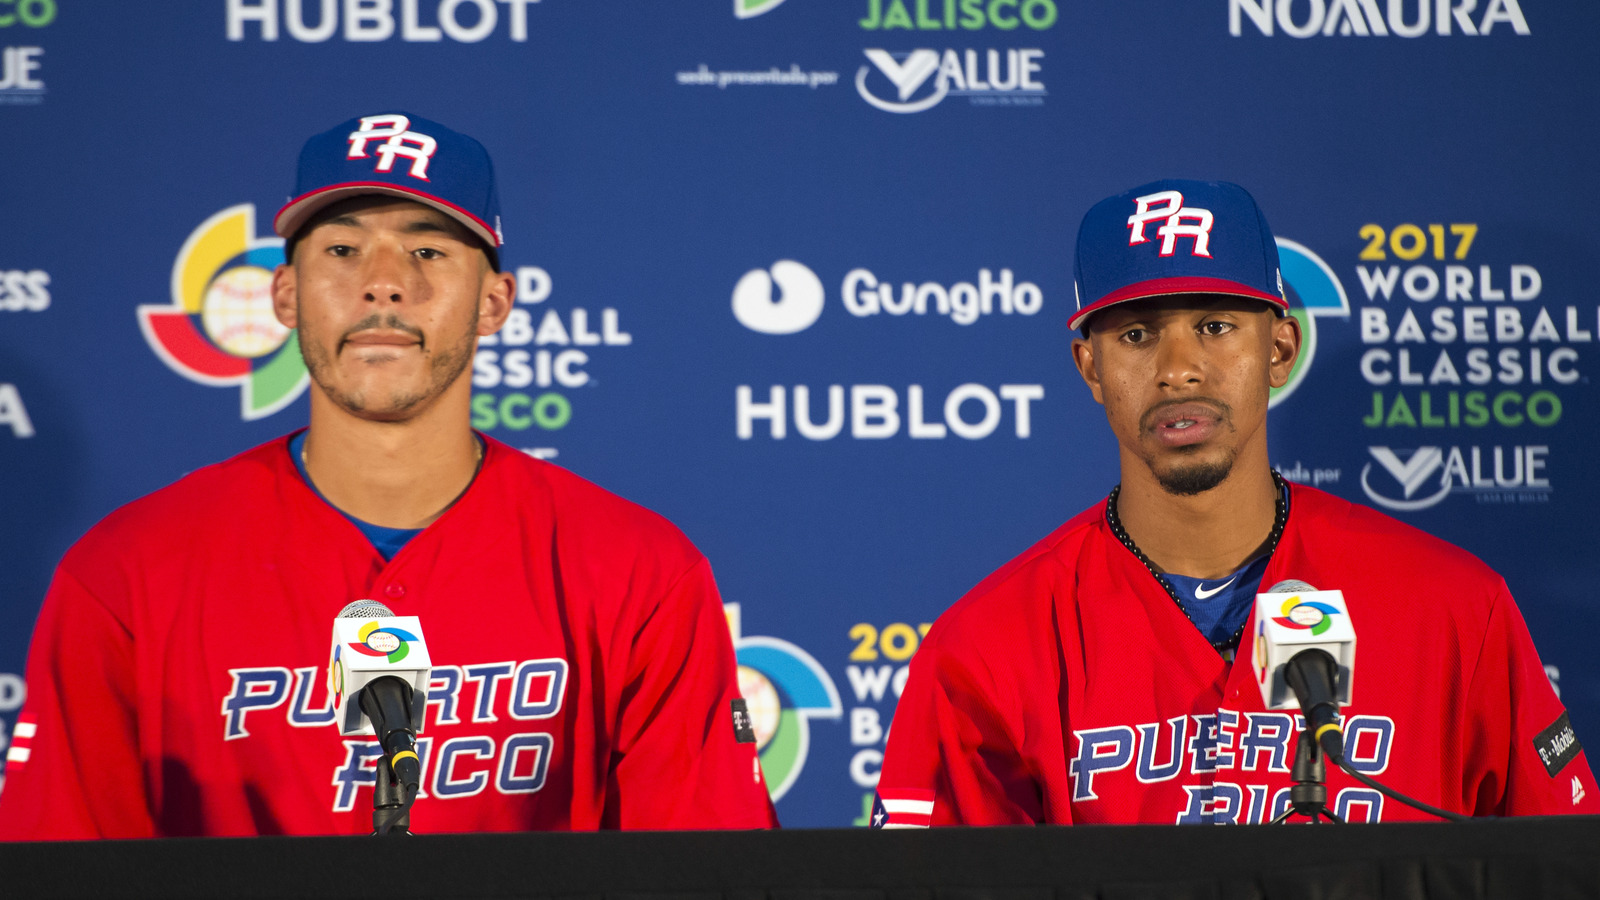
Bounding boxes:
[1139,397,1233,433]
[338,314,425,350]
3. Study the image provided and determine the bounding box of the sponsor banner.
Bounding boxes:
[0,1,1595,829]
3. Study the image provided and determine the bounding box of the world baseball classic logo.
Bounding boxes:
[137,205,309,420]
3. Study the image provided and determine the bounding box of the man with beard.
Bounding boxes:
[0,113,777,838]
[872,180,1596,826]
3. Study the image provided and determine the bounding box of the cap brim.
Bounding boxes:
[1067,276,1287,331]
[273,181,501,252]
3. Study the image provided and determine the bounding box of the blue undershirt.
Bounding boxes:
[1162,555,1272,648]
[1155,483,1291,649]
[289,431,423,561]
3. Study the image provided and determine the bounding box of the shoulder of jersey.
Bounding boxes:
[74,437,291,537]
[921,502,1106,652]
[477,434,702,563]
[1286,481,1501,588]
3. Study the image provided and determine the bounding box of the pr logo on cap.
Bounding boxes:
[272,111,504,266]
[1068,179,1288,331]
[345,114,437,181]
[1127,190,1215,258]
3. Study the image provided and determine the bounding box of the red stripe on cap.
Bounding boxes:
[273,181,500,247]
[1068,276,1286,330]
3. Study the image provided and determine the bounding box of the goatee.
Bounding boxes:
[1156,456,1234,496]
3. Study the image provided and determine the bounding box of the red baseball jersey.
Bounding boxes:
[0,435,777,839]
[876,483,1598,825]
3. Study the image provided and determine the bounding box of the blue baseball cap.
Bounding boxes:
[274,111,504,267]
[1069,179,1285,331]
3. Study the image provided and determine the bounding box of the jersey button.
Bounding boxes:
[384,583,406,600]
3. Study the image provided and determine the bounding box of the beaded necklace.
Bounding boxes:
[1104,470,1289,655]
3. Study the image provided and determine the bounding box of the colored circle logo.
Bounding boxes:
[348,620,419,664]
[1269,238,1351,408]
[137,204,309,420]
[1270,596,1341,636]
[201,266,288,358]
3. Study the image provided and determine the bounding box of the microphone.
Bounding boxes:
[329,600,432,805]
[1255,580,1473,822]
[1251,579,1354,762]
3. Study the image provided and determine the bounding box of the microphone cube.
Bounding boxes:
[1252,590,1355,710]
[328,615,433,736]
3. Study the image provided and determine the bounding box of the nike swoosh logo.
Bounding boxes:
[1194,577,1238,600]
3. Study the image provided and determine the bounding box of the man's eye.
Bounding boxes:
[1121,328,1148,344]
[327,245,355,257]
[1202,321,1234,336]
[415,248,443,260]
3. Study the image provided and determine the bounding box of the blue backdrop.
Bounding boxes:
[1,0,1594,828]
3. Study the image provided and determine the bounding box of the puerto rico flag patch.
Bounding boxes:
[871,788,935,829]
[5,712,37,773]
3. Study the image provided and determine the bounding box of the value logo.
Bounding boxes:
[0,45,43,103]
[137,205,309,420]
[856,47,1044,113]
[1360,444,1550,511]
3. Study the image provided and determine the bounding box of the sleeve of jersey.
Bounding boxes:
[603,558,778,830]
[877,630,1050,826]
[1460,584,1599,816]
[0,567,154,840]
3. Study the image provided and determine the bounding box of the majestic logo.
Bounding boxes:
[1128,190,1215,257]
[347,620,421,664]
[1270,596,1341,636]
[347,114,437,180]
[1270,238,1350,408]
[138,205,309,420]
[856,47,1045,113]
[726,604,842,801]
[732,260,826,334]
[736,0,790,18]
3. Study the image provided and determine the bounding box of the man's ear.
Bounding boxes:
[271,264,298,329]
[476,270,516,337]
[1072,334,1105,406]
[1267,312,1302,389]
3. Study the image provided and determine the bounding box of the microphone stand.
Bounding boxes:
[1268,727,1343,824]
[372,757,411,835]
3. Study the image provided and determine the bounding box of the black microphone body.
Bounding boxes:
[1284,648,1345,764]
[358,675,422,793]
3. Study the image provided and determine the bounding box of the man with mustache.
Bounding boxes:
[872,180,1596,826]
[0,113,777,837]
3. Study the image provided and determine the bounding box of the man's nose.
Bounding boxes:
[361,246,409,304]
[1155,330,1204,389]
